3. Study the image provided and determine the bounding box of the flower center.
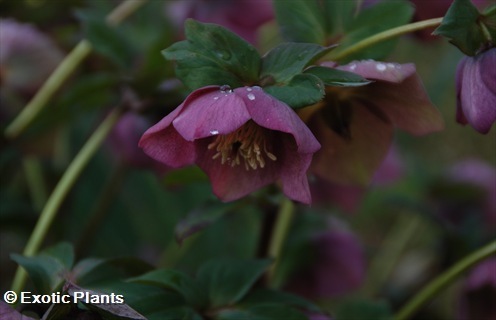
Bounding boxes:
[207,121,277,170]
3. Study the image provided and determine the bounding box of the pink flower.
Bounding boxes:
[286,226,366,299]
[0,19,63,93]
[458,258,496,320]
[305,60,443,186]
[166,0,274,45]
[455,48,496,134]
[139,85,321,203]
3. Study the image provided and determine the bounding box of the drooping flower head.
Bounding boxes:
[304,60,444,186]
[139,85,321,203]
[0,19,63,94]
[286,225,366,299]
[455,48,496,134]
[458,258,496,320]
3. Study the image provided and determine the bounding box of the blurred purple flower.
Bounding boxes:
[306,60,443,187]
[286,227,366,299]
[139,85,320,203]
[455,48,496,134]
[448,159,496,227]
[108,113,168,173]
[166,0,274,44]
[458,258,496,320]
[372,146,405,185]
[0,19,63,93]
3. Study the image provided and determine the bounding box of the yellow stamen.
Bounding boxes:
[207,121,277,170]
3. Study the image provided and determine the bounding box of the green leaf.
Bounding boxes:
[10,242,74,293]
[216,305,308,320]
[335,1,414,62]
[433,0,487,56]
[304,66,372,87]
[147,307,203,320]
[175,201,238,244]
[322,0,357,35]
[76,10,135,68]
[264,74,324,109]
[197,259,271,308]
[128,269,207,309]
[261,43,335,83]
[336,299,392,320]
[162,19,261,90]
[66,282,147,320]
[273,0,326,44]
[240,289,321,313]
[163,166,208,187]
[74,257,154,288]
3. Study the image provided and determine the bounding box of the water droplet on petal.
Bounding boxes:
[349,64,357,71]
[376,63,387,72]
[210,130,219,135]
[220,85,232,93]
[387,63,396,69]
[247,93,256,101]
[252,86,262,90]
[213,96,219,100]
[246,87,252,92]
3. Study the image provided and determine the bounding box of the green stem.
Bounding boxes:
[395,240,496,320]
[10,108,123,294]
[4,0,147,139]
[327,17,443,61]
[22,157,49,211]
[267,197,295,288]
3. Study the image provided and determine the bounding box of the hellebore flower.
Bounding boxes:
[446,159,496,228]
[108,113,169,174]
[458,258,496,320]
[455,48,496,134]
[0,19,63,93]
[139,85,321,203]
[286,226,366,298]
[305,60,443,186]
[166,0,274,44]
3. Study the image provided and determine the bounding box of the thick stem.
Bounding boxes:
[10,108,123,294]
[327,17,443,61]
[395,240,496,320]
[266,197,295,288]
[4,0,147,139]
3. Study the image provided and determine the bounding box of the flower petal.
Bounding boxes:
[234,86,321,154]
[336,60,416,83]
[173,86,251,140]
[458,49,496,133]
[278,136,314,204]
[195,137,280,202]
[139,104,196,167]
[359,73,444,135]
[311,104,394,186]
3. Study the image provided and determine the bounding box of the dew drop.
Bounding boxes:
[246,87,252,92]
[247,93,256,101]
[213,96,219,100]
[349,64,357,71]
[376,63,387,72]
[210,130,219,135]
[220,85,232,93]
[387,63,396,69]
